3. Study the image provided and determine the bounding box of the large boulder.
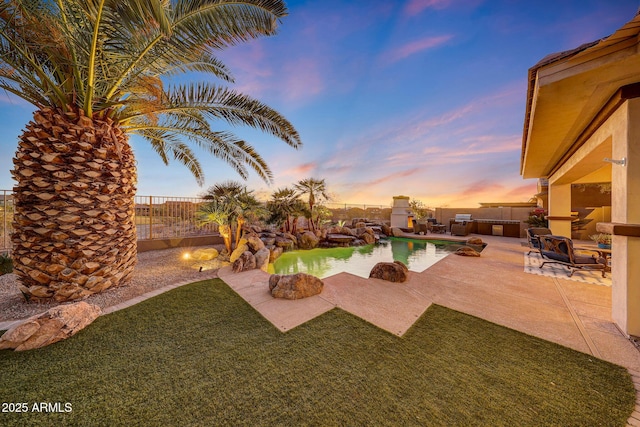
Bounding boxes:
[232,251,257,273]
[246,234,266,252]
[229,243,249,263]
[390,227,405,237]
[190,248,219,261]
[275,236,295,250]
[261,236,276,246]
[269,246,284,263]
[369,261,409,283]
[298,231,320,250]
[0,302,101,351]
[254,247,270,272]
[381,224,392,236]
[361,233,376,245]
[282,233,298,245]
[355,227,376,244]
[268,273,324,299]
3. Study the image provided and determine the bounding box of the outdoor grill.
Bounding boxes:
[449,214,474,236]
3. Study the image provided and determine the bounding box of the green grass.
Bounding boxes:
[0,279,635,426]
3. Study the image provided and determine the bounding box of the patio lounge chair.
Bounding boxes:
[526,227,552,255]
[537,235,607,278]
[413,219,428,234]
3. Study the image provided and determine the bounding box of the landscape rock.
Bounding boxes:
[261,237,276,246]
[229,243,249,263]
[362,233,376,245]
[454,246,481,257]
[282,233,298,245]
[390,227,404,237]
[232,251,257,273]
[369,261,409,283]
[254,247,270,272]
[0,302,101,351]
[268,273,324,299]
[326,234,356,243]
[269,246,284,263]
[246,234,266,252]
[275,236,294,250]
[190,248,219,261]
[298,231,320,250]
[466,237,484,246]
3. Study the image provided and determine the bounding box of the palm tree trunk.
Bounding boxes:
[219,224,232,254]
[11,107,137,301]
[309,201,315,232]
[235,217,245,248]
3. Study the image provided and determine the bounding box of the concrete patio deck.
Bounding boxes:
[218,233,640,425]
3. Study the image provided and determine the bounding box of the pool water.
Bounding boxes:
[270,237,476,279]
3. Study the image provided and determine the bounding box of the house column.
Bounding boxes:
[609,98,640,336]
[547,183,572,237]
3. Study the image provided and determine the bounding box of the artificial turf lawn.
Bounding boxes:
[0,279,635,426]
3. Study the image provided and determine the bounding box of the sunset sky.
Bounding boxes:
[0,0,638,208]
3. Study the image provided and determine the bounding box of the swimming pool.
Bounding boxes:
[270,237,477,279]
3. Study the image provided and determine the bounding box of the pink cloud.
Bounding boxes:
[458,180,504,197]
[458,135,521,155]
[404,0,453,16]
[505,183,537,199]
[367,168,422,186]
[383,35,453,64]
[283,162,317,176]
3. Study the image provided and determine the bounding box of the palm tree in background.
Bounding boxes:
[293,178,329,232]
[267,187,305,233]
[2,0,300,301]
[199,181,265,253]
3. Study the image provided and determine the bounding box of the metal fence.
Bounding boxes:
[134,195,219,240]
[0,189,392,253]
[0,191,220,252]
[1,190,13,254]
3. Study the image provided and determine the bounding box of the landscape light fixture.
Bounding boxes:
[603,157,627,166]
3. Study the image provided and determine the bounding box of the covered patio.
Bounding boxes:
[521,12,640,338]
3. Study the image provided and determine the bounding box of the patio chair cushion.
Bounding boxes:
[573,254,600,265]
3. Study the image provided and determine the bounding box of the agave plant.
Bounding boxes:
[1,0,301,301]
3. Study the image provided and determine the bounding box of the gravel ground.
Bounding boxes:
[0,246,227,322]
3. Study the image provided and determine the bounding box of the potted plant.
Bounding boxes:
[589,233,612,249]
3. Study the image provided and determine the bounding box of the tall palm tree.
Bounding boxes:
[293,178,329,232]
[2,1,301,301]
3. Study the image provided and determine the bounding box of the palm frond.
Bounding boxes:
[123,83,301,148]
[135,128,205,185]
